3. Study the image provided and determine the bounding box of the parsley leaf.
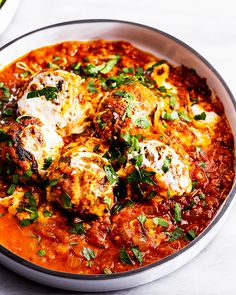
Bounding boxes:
[119,246,133,264]
[27,86,58,100]
[169,227,184,242]
[100,54,121,74]
[43,157,53,170]
[162,156,172,173]
[82,247,96,261]
[104,196,112,209]
[37,249,46,257]
[96,114,107,130]
[174,203,182,222]
[185,229,196,241]
[153,217,168,227]
[70,222,85,235]
[194,112,206,120]
[135,117,151,128]
[86,80,98,93]
[104,165,119,185]
[126,168,156,185]
[137,213,147,225]
[161,111,178,120]
[61,192,72,209]
[178,111,192,122]
[114,90,134,120]
[131,246,143,265]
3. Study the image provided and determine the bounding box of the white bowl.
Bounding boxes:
[0,0,21,35]
[0,20,235,292]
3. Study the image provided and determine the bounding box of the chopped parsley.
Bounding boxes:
[135,117,151,128]
[19,192,39,226]
[174,203,182,222]
[7,184,16,195]
[161,156,172,173]
[49,179,59,186]
[198,161,206,168]
[126,168,156,185]
[100,54,121,74]
[43,209,53,217]
[70,222,85,235]
[61,192,72,209]
[119,246,133,264]
[104,196,112,209]
[2,108,13,116]
[194,112,206,121]
[37,249,46,257]
[27,86,58,100]
[104,165,118,185]
[82,247,96,261]
[43,157,53,170]
[113,90,134,120]
[20,71,30,78]
[161,111,178,121]
[131,246,143,265]
[137,213,147,225]
[178,111,192,122]
[185,229,196,241]
[86,80,98,93]
[0,82,10,98]
[169,227,184,242]
[153,217,168,227]
[96,114,106,130]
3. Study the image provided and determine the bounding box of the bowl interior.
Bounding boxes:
[0,21,235,289]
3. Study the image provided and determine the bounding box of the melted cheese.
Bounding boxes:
[137,140,192,196]
[17,70,92,136]
[20,124,63,176]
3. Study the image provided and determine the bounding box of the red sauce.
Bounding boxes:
[0,40,234,274]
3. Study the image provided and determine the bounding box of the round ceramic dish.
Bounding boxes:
[0,0,21,35]
[0,20,235,292]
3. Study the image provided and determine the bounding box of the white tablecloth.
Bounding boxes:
[0,0,236,294]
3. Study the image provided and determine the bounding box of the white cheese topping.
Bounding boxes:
[17,70,91,135]
[138,140,192,195]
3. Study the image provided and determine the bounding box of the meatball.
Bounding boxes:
[94,82,158,139]
[126,140,192,199]
[46,138,115,218]
[17,70,93,136]
[0,117,63,180]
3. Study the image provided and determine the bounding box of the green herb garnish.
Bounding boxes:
[194,112,206,121]
[27,86,58,100]
[162,156,172,173]
[153,217,168,227]
[169,227,184,242]
[104,165,118,185]
[119,246,133,264]
[126,168,156,185]
[174,203,182,222]
[61,192,72,209]
[130,246,143,265]
[86,80,98,93]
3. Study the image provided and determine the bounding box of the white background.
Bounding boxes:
[0,0,236,294]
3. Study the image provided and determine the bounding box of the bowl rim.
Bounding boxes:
[0,19,235,281]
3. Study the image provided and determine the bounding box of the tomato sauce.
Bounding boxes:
[0,41,234,274]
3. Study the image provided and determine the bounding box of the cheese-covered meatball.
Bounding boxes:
[17,70,92,136]
[46,138,115,218]
[0,117,63,180]
[127,140,192,199]
[94,83,157,139]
